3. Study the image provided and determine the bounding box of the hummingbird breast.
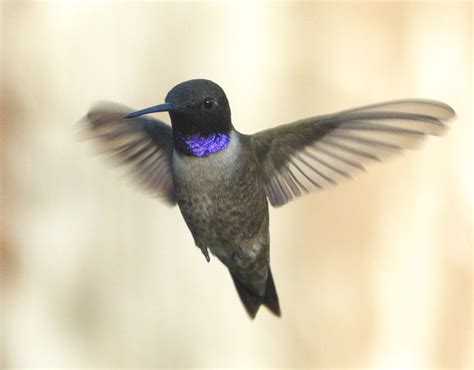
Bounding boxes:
[172,131,268,259]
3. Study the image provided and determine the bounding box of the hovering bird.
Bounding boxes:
[83,79,454,318]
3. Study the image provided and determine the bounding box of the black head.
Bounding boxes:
[125,79,232,135]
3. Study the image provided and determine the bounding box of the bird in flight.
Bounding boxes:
[82,79,454,318]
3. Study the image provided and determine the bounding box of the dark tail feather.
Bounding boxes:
[230,274,261,319]
[230,268,281,319]
[263,268,281,317]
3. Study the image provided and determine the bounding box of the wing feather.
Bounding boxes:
[251,99,455,207]
[81,101,176,205]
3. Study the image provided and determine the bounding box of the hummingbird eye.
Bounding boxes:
[203,97,215,110]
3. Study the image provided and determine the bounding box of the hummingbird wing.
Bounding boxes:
[251,99,455,207]
[82,101,175,205]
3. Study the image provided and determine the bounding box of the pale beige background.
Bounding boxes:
[1,1,472,368]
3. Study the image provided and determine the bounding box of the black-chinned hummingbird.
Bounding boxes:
[83,79,454,318]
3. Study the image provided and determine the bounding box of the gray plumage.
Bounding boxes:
[82,79,455,318]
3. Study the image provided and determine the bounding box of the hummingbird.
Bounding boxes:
[83,79,454,318]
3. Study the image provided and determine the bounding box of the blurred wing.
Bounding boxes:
[82,101,176,205]
[251,99,455,207]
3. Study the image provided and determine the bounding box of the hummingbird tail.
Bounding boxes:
[230,267,281,319]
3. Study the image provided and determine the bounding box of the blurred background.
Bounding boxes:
[1,1,472,368]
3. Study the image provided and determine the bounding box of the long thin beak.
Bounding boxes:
[124,102,174,119]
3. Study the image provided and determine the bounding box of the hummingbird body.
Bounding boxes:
[83,79,454,318]
[172,131,264,257]
[172,131,279,315]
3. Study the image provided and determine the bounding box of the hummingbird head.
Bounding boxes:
[125,79,233,136]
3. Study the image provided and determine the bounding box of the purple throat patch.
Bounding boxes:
[174,132,231,157]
